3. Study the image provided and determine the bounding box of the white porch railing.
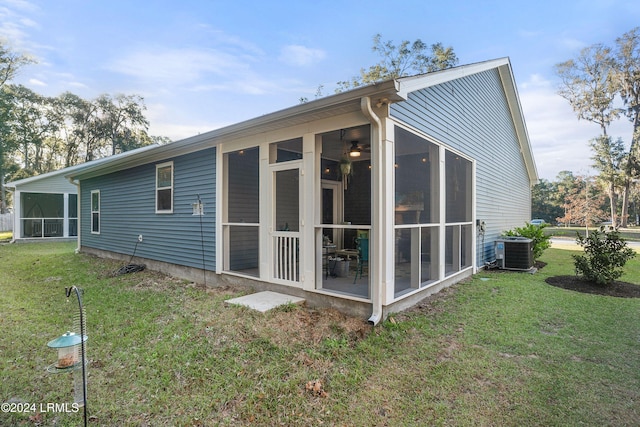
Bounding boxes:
[273,232,299,282]
[21,217,78,238]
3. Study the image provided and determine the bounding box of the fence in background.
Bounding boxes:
[0,213,13,232]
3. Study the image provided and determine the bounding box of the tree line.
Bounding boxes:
[531,170,637,227]
[0,42,169,213]
[554,27,640,227]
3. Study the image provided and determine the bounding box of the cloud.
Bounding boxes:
[0,0,39,49]
[27,77,45,86]
[108,45,299,97]
[519,74,599,178]
[108,47,250,85]
[279,44,326,66]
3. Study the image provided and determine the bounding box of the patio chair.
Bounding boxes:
[353,237,369,283]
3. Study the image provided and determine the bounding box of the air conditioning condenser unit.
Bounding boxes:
[494,237,534,271]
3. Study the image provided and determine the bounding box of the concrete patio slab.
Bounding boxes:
[225,291,305,313]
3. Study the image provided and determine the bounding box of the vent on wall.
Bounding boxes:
[494,237,534,271]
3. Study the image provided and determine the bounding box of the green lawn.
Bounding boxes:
[547,225,640,241]
[1,242,639,426]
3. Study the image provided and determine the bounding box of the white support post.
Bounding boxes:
[301,133,315,290]
[63,193,69,238]
[380,116,396,305]
[14,191,21,240]
[259,145,271,281]
[472,160,478,272]
[439,145,447,280]
[215,144,224,274]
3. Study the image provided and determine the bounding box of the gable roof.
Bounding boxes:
[66,58,537,183]
[396,57,537,183]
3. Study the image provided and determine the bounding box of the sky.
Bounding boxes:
[0,0,638,180]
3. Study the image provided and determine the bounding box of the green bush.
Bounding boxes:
[503,222,551,260]
[573,228,636,285]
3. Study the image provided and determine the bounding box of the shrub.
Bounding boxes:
[572,228,636,285]
[503,222,551,260]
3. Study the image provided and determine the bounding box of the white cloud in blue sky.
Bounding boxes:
[279,45,326,66]
[0,0,638,179]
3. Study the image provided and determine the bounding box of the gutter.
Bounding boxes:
[361,96,383,326]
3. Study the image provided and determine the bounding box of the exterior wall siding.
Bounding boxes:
[391,68,532,267]
[80,148,216,271]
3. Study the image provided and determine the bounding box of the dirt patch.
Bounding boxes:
[258,307,372,347]
[546,275,640,298]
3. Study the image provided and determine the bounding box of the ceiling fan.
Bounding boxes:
[349,141,371,157]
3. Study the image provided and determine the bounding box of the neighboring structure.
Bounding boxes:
[6,169,79,241]
[5,145,158,242]
[65,58,537,323]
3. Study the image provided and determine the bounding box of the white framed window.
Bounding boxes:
[91,190,100,234]
[156,162,173,213]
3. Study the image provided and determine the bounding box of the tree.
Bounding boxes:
[555,44,620,135]
[531,178,564,223]
[590,135,625,224]
[556,175,607,227]
[613,27,640,227]
[0,42,33,88]
[0,41,33,213]
[555,28,640,228]
[336,34,458,92]
[4,85,59,173]
[95,93,151,157]
[0,86,16,213]
[53,92,99,166]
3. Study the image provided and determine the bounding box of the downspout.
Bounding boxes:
[66,176,81,254]
[361,96,383,325]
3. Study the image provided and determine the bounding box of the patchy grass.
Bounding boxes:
[1,242,639,426]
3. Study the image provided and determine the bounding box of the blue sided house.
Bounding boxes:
[65,58,538,323]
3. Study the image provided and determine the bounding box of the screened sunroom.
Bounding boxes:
[218,117,475,308]
[6,171,79,241]
[19,192,78,238]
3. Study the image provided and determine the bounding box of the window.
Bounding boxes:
[91,190,100,234]
[156,162,173,213]
[269,138,303,163]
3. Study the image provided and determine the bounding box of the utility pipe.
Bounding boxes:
[361,96,383,325]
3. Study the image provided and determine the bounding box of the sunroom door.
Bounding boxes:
[272,165,301,284]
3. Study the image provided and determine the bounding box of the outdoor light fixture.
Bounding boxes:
[46,286,88,427]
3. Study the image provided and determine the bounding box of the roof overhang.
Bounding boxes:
[66,80,403,181]
[66,57,537,185]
